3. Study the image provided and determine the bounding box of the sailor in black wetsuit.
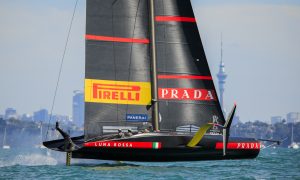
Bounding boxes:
[117,129,124,138]
[125,129,133,137]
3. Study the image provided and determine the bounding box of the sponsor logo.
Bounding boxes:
[126,114,148,122]
[212,115,219,130]
[158,88,216,101]
[84,141,162,149]
[215,142,261,150]
[85,79,151,105]
[209,115,222,134]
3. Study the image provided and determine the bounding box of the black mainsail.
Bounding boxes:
[85,0,225,138]
[85,0,152,139]
[155,0,225,131]
[43,0,260,163]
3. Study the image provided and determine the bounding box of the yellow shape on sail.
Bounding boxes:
[187,124,213,147]
[85,79,151,105]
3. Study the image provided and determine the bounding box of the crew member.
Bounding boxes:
[143,125,153,133]
[117,129,124,138]
[125,129,133,137]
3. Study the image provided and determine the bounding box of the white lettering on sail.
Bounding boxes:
[161,89,169,98]
[158,88,216,101]
[205,91,214,100]
[171,89,178,99]
[194,90,202,99]
[182,90,190,99]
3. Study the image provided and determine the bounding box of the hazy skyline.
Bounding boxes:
[0,0,299,122]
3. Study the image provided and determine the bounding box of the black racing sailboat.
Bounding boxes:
[44,0,260,163]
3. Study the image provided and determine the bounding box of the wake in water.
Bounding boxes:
[0,153,57,167]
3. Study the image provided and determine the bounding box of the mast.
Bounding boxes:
[149,0,159,131]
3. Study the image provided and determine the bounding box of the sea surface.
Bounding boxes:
[0,147,299,179]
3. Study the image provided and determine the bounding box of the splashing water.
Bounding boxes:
[0,151,57,167]
[14,154,57,166]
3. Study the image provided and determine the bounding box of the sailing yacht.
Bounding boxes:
[44,0,260,164]
[288,124,299,149]
[2,127,10,149]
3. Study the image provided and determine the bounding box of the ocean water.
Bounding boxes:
[0,148,299,179]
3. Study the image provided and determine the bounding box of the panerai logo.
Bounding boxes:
[85,79,151,105]
[158,88,216,101]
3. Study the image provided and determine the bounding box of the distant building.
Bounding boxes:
[271,116,282,125]
[0,118,5,126]
[73,90,84,127]
[287,112,300,124]
[4,108,17,120]
[21,114,33,121]
[51,114,71,123]
[33,109,49,122]
[232,115,241,126]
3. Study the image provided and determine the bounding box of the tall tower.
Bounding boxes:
[217,36,227,114]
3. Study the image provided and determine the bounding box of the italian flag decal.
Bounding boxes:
[152,142,161,149]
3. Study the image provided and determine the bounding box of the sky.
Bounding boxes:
[0,0,299,123]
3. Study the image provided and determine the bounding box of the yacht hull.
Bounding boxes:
[43,133,260,162]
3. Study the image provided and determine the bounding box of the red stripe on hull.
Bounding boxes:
[84,141,162,149]
[158,75,212,80]
[85,34,150,44]
[215,142,261,150]
[155,16,196,22]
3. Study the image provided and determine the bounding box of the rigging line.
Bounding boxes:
[260,142,278,150]
[45,0,79,141]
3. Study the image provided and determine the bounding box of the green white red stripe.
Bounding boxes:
[152,142,161,149]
